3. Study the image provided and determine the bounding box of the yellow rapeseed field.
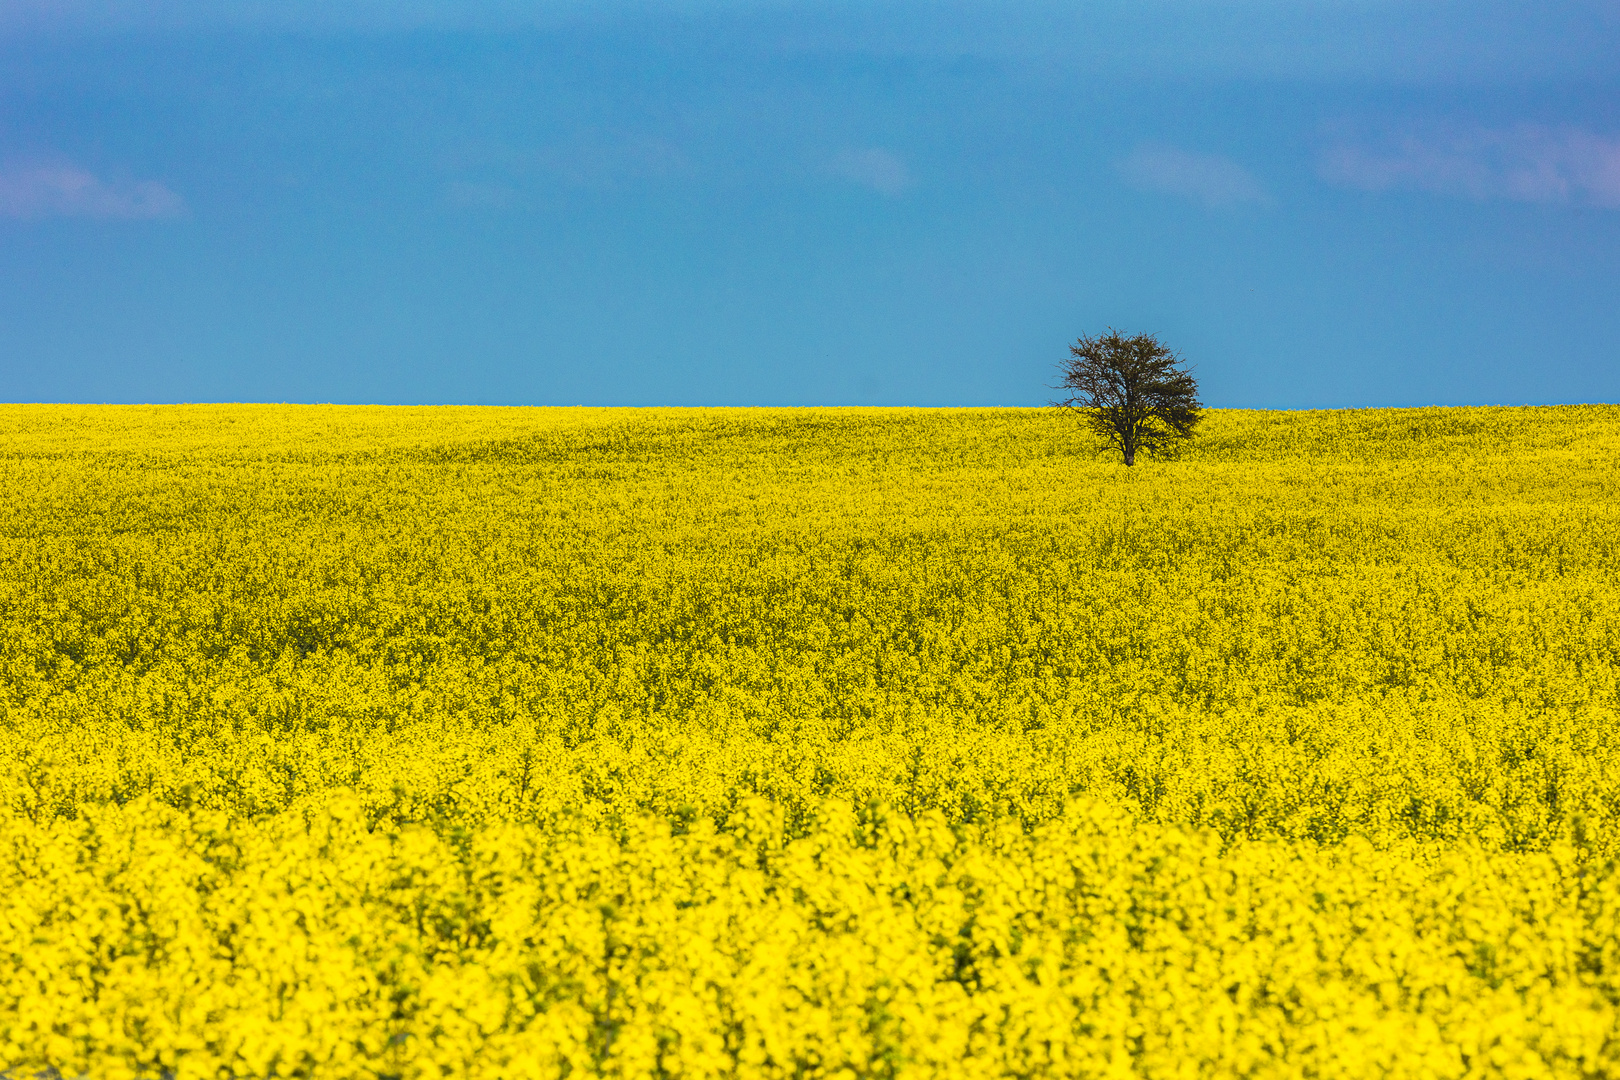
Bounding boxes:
[2,403,1619,1079]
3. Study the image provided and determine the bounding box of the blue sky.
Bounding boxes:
[2,1,1618,407]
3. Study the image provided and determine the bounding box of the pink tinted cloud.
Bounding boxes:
[1321,125,1620,208]
[0,162,186,221]
[829,148,914,196]
[1116,143,1269,208]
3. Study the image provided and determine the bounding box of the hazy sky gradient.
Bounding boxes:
[3,1,1618,406]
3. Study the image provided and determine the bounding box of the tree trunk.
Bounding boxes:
[1123,447,1135,466]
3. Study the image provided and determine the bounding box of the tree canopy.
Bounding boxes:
[1052,329,1203,465]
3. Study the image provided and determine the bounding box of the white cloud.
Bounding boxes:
[1320,124,1620,207]
[0,162,186,221]
[829,148,914,196]
[1116,143,1269,208]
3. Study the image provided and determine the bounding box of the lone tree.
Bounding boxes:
[1052,329,1203,465]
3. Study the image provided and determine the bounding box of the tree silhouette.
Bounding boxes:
[1052,329,1203,466]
